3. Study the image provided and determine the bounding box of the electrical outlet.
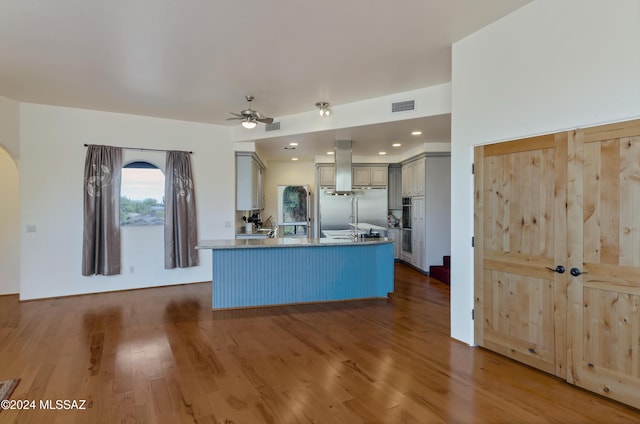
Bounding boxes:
[26,224,37,233]
[224,221,231,228]
[129,266,135,274]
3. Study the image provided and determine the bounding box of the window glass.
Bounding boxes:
[120,162,165,226]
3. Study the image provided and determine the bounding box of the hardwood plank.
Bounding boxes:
[0,265,639,423]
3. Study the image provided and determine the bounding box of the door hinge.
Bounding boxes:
[472,163,475,174]
[471,236,475,247]
[472,309,475,320]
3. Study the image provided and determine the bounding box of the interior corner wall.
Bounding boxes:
[450,0,640,345]
[19,103,236,300]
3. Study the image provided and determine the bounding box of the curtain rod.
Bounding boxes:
[83,144,193,154]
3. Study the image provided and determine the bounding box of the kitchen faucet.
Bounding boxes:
[350,196,359,241]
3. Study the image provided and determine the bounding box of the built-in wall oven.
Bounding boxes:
[402,197,412,229]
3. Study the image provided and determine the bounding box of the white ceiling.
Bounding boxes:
[257,115,452,163]
[0,0,531,161]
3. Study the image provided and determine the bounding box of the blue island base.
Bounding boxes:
[211,242,394,309]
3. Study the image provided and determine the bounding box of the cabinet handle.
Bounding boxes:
[545,265,565,274]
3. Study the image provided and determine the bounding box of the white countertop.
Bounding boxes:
[196,237,392,250]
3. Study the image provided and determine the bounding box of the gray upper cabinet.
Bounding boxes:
[236,152,265,211]
[401,157,425,196]
[318,165,335,187]
[388,165,402,209]
[352,165,388,187]
[317,164,388,188]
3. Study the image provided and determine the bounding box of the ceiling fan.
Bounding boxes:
[227,95,273,129]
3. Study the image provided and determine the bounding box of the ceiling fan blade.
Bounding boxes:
[228,112,243,118]
[226,117,242,121]
[256,117,273,124]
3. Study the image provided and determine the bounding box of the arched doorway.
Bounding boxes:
[0,146,19,294]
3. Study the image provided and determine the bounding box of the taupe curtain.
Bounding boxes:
[164,151,198,268]
[82,145,122,276]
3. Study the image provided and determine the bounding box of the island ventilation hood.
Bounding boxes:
[334,140,353,194]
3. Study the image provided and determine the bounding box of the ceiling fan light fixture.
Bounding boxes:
[315,102,331,117]
[242,118,257,129]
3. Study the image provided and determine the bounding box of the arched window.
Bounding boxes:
[120,161,165,226]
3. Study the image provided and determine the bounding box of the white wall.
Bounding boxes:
[424,155,451,268]
[262,161,316,233]
[450,0,640,344]
[19,103,235,300]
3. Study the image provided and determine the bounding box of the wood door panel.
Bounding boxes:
[482,269,556,370]
[574,285,640,404]
[582,286,638,375]
[475,133,567,378]
[482,149,555,256]
[568,121,640,408]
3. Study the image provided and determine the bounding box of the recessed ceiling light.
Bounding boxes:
[327,151,335,155]
[289,142,298,146]
[291,157,298,161]
[379,152,387,155]
[411,131,422,136]
[392,143,401,147]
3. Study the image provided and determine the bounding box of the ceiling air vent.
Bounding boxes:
[265,121,280,132]
[391,100,415,113]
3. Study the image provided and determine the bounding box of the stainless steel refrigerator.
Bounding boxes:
[318,188,388,235]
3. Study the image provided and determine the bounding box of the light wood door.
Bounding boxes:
[474,133,568,378]
[567,120,640,408]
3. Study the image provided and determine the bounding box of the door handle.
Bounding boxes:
[570,267,587,277]
[545,265,565,274]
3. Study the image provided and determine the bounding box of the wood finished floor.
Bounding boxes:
[1,263,639,423]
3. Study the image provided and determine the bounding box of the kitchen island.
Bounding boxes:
[196,238,394,309]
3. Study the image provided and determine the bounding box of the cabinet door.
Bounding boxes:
[370,167,388,186]
[474,133,568,378]
[402,162,416,196]
[255,162,263,209]
[236,155,253,210]
[414,158,425,196]
[412,197,425,270]
[353,167,371,186]
[319,166,335,187]
[236,153,264,210]
[388,167,402,209]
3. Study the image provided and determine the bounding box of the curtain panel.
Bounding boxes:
[164,151,198,268]
[82,145,122,276]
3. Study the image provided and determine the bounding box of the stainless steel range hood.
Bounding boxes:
[334,140,352,194]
